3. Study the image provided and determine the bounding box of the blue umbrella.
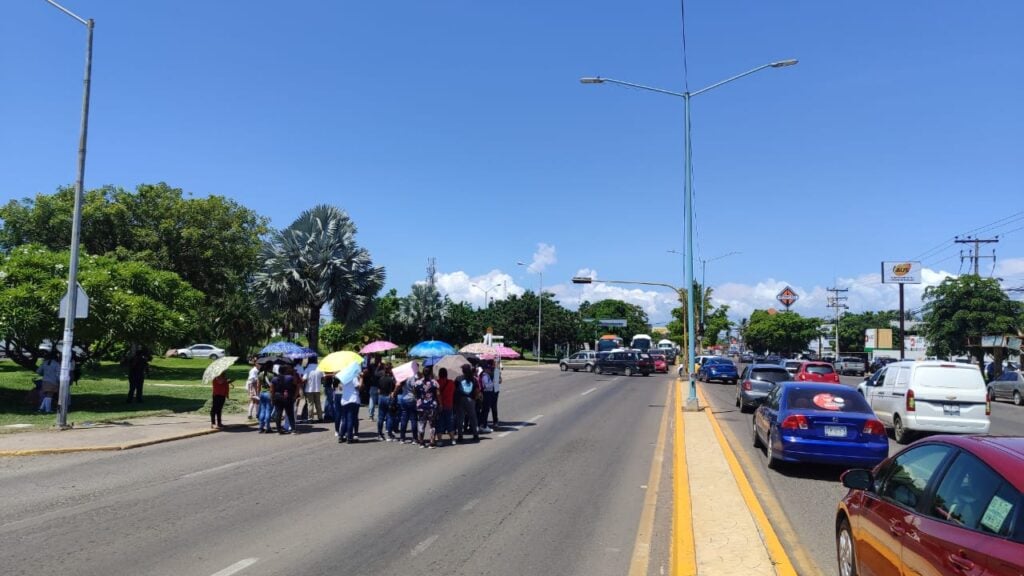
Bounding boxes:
[285,346,318,360]
[260,341,303,355]
[409,340,456,358]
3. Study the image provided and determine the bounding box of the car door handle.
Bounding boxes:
[888,520,905,537]
[947,550,975,572]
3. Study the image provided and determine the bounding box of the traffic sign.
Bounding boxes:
[776,286,799,309]
[59,283,89,319]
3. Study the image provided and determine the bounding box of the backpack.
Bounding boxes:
[459,376,475,396]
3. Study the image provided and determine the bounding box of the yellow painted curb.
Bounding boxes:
[696,386,797,576]
[628,379,673,576]
[0,428,219,458]
[671,378,697,576]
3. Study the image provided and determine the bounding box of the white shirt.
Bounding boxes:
[340,374,360,404]
[304,365,323,393]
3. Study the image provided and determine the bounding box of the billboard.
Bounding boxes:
[881,261,922,284]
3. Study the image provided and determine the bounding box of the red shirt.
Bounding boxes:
[438,377,455,409]
[212,375,231,397]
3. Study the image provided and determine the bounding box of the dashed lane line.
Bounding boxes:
[209,558,258,576]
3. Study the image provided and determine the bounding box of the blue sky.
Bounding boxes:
[3,1,1023,324]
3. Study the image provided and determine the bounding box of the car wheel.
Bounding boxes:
[209,354,219,360]
[177,353,188,359]
[766,431,780,469]
[1014,391,1022,406]
[836,517,858,576]
[752,416,762,448]
[893,414,912,445]
[586,364,594,373]
[560,363,568,372]
[988,387,996,401]
[735,395,741,408]
[624,367,633,377]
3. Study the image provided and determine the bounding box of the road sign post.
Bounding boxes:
[776,286,799,311]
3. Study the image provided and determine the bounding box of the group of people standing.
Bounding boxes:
[240,354,501,448]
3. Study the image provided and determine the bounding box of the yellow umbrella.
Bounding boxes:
[319,351,364,382]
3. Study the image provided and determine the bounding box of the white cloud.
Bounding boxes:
[526,243,556,274]
[434,269,524,308]
[996,257,1024,283]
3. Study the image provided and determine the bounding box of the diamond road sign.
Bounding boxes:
[776,286,799,308]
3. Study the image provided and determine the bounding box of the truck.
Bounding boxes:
[834,356,867,377]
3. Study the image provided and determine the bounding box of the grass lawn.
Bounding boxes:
[0,357,252,432]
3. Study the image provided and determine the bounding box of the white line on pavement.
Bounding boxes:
[461,498,481,512]
[581,387,597,396]
[496,414,544,438]
[528,414,544,423]
[209,558,258,576]
[411,535,438,557]
[181,457,260,480]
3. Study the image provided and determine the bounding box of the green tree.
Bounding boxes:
[578,299,651,343]
[0,245,202,370]
[251,205,385,351]
[702,304,733,347]
[439,298,479,346]
[836,310,900,353]
[743,310,821,356]
[921,275,1023,372]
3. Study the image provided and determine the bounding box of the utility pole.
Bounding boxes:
[955,236,998,276]
[826,287,849,359]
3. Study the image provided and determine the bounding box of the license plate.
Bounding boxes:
[944,404,960,416]
[825,425,846,437]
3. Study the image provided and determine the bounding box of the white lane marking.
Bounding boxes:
[581,387,597,396]
[497,430,513,438]
[461,498,480,512]
[528,414,544,423]
[210,558,258,576]
[181,457,259,479]
[496,414,543,438]
[411,535,438,557]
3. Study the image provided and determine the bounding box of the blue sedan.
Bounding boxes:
[752,382,889,470]
[698,357,738,384]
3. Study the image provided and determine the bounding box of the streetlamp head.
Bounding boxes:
[770,59,799,68]
[579,77,605,84]
[517,261,526,266]
[571,277,593,284]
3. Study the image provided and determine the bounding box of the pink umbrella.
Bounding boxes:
[360,340,398,354]
[483,345,521,359]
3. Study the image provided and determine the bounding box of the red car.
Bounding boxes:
[650,354,668,373]
[795,361,840,384]
[836,436,1024,576]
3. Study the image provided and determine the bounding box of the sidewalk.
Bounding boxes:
[674,380,796,576]
[0,412,256,456]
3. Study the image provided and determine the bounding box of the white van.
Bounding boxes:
[862,360,990,444]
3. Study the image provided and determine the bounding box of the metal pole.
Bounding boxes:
[700,258,707,342]
[56,12,93,429]
[684,92,698,406]
[537,271,542,364]
[899,283,906,360]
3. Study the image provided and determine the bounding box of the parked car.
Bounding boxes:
[861,360,990,444]
[175,344,225,359]
[794,361,841,384]
[835,435,1024,576]
[736,364,791,413]
[595,350,652,377]
[650,353,669,374]
[869,356,897,373]
[988,370,1024,406]
[699,357,738,384]
[753,382,889,469]
[657,347,677,365]
[739,353,754,363]
[560,350,597,372]
[783,360,803,377]
[835,356,866,377]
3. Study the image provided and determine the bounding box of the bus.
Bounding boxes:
[596,334,624,353]
[630,334,653,352]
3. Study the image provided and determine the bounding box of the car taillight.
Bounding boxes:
[986,398,991,416]
[797,373,806,381]
[906,389,915,412]
[832,373,840,383]
[742,380,752,390]
[862,420,886,436]
[780,415,809,430]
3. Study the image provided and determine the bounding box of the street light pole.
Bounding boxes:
[581,59,795,409]
[470,283,497,308]
[45,0,94,429]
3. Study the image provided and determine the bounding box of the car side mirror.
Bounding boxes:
[841,469,873,491]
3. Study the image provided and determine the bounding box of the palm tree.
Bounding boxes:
[400,283,444,340]
[251,205,385,351]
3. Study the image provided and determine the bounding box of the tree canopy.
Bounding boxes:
[921,275,1023,369]
[743,310,821,356]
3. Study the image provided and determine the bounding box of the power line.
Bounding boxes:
[826,287,849,358]
[955,236,998,276]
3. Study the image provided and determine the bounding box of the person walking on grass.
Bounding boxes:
[454,364,480,444]
[376,364,397,441]
[210,373,232,429]
[125,345,152,404]
[36,350,61,414]
[436,367,456,446]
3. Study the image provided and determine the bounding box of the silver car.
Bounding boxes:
[735,364,790,413]
[560,350,597,372]
[988,370,1024,406]
[176,343,225,359]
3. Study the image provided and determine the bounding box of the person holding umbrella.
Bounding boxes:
[210,372,232,429]
[270,363,299,434]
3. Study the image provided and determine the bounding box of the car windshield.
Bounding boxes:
[784,387,870,412]
[750,368,790,383]
[805,364,834,375]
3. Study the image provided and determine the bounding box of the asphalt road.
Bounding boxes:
[0,366,675,576]
[699,368,1024,576]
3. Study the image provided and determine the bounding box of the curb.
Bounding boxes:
[696,386,797,576]
[0,428,220,458]
[672,378,697,576]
